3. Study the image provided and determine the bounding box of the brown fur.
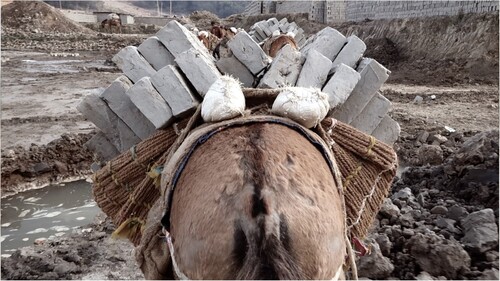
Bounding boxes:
[169,123,346,279]
[198,32,220,52]
[101,18,121,33]
[265,35,299,58]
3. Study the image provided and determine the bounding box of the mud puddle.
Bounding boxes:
[0,180,99,257]
[18,58,115,74]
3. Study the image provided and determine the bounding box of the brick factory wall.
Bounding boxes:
[245,0,498,23]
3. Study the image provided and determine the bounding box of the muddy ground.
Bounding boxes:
[1,6,499,280]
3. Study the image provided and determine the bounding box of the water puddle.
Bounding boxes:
[19,59,115,74]
[0,180,100,256]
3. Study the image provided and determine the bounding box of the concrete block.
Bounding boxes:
[297,36,307,48]
[331,58,390,124]
[287,25,298,35]
[372,116,400,145]
[175,48,221,97]
[258,44,303,89]
[228,31,270,75]
[112,46,156,83]
[331,35,366,71]
[150,65,199,118]
[216,54,255,88]
[278,18,288,25]
[279,22,290,33]
[295,28,304,38]
[295,33,305,45]
[254,25,268,40]
[257,22,272,36]
[349,93,392,134]
[250,35,259,43]
[322,63,361,108]
[300,27,347,61]
[77,93,141,152]
[267,17,279,26]
[127,77,173,129]
[296,49,332,88]
[156,20,210,59]
[85,131,120,161]
[137,36,175,71]
[268,24,279,34]
[101,75,156,140]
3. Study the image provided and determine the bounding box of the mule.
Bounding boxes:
[198,31,220,55]
[165,122,346,279]
[101,18,122,34]
[264,34,299,58]
[211,27,238,59]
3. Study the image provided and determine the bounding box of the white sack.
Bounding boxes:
[201,76,245,122]
[271,87,330,128]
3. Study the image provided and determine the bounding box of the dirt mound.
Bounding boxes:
[189,10,221,31]
[331,13,499,86]
[364,37,403,67]
[1,1,94,33]
[358,130,499,280]
[1,133,95,197]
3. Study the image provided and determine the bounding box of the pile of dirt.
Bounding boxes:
[363,37,404,67]
[1,132,96,197]
[83,22,162,35]
[1,27,146,53]
[1,0,94,34]
[357,130,499,280]
[332,13,499,86]
[188,10,221,31]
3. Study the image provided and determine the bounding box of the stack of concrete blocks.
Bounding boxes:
[298,27,399,145]
[80,19,401,163]
[78,20,221,161]
[216,30,271,88]
[248,17,306,47]
[222,25,399,145]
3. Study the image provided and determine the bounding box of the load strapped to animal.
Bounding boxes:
[79,18,400,279]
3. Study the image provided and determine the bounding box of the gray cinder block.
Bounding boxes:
[101,75,156,140]
[216,54,255,88]
[257,22,272,36]
[300,27,347,61]
[151,65,199,118]
[331,35,366,71]
[126,77,173,129]
[322,63,361,108]
[372,116,401,145]
[296,49,332,88]
[85,131,120,161]
[349,93,392,134]
[175,48,221,97]
[112,46,156,83]
[227,31,270,75]
[156,20,210,59]
[77,93,141,152]
[137,36,176,71]
[258,44,303,89]
[332,58,391,124]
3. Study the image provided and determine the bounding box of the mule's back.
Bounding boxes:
[169,123,345,279]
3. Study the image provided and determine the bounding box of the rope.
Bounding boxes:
[164,229,189,280]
